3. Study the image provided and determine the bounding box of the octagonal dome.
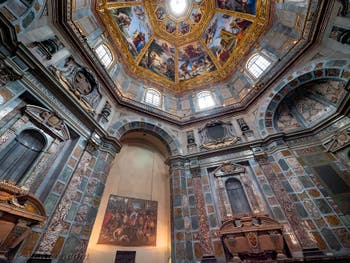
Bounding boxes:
[96,0,268,94]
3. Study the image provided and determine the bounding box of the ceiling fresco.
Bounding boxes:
[96,0,269,93]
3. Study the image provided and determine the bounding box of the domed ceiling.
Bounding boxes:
[96,0,269,93]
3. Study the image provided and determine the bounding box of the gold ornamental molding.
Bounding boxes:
[92,0,270,94]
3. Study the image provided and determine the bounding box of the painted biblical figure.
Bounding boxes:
[98,195,158,246]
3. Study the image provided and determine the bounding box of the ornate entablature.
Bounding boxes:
[95,0,269,93]
[214,162,246,177]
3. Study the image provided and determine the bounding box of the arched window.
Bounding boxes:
[95,44,113,68]
[0,129,46,183]
[246,53,271,78]
[226,178,251,214]
[144,89,161,107]
[197,91,215,110]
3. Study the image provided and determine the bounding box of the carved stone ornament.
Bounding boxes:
[220,214,287,262]
[25,105,70,141]
[98,100,112,124]
[213,162,245,177]
[0,180,47,260]
[199,120,240,150]
[325,128,350,152]
[0,59,21,86]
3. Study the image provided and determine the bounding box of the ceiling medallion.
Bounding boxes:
[96,0,269,94]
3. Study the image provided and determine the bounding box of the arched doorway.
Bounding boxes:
[86,132,171,263]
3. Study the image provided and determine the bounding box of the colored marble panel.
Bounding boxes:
[191,216,199,230]
[278,159,289,171]
[281,180,294,193]
[51,237,65,258]
[186,241,194,260]
[321,228,341,250]
[213,240,224,257]
[335,228,350,248]
[194,242,203,259]
[205,193,212,204]
[66,203,78,221]
[299,176,314,188]
[295,202,308,218]
[59,166,73,182]
[314,199,332,214]
[289,177,303,192]
[303,200,320,218]
[262,184,273,196]
[44,193,59,214]
[311,232,327,250]
[20,231,39,257]
[272,206,285,221]
[308,189,321,198]
[53,181,65,194]
[59,236,87,262]
[325,215,341,227]
[176,232,184,241]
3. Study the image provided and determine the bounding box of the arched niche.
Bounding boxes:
[257,59,350,138]
[0,129,47,183]
[210,162,265,222]
[274,79,347,133]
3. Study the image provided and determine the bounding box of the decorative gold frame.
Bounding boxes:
[94,0,270,94]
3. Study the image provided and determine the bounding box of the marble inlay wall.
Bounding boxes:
[254,151,318,251]
[293,145,350,253]
[14,140,116,263]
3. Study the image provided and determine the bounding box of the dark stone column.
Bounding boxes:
[168,157,187,262]
[168,157,217,263]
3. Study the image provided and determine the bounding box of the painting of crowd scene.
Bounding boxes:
[139,38,176,81]
[178,41,216,82]
[109,6,152,58]
[98,195,158,246]
[203,13,252,65]
[216,0,257,15]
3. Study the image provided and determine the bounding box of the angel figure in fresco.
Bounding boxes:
[115,11,131,27]
[216,29,237,63]
[192,10,202,23]
[133,6,145,21]
[204,17,218,46]
[133,31,146,52]
[180,61,192,80]
[156,7,166,20]
[183,44,203,58]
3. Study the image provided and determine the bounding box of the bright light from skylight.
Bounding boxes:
[168,0,189,17]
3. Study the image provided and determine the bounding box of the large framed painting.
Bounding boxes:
[98,195,158,246]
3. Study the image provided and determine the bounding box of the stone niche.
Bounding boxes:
[0,180,47,261]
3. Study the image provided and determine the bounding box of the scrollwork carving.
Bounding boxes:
[0,59,21,86]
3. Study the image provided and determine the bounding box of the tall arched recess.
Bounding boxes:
[87,120,180,263]
[257,59,350,138]
[0,129,46,183]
